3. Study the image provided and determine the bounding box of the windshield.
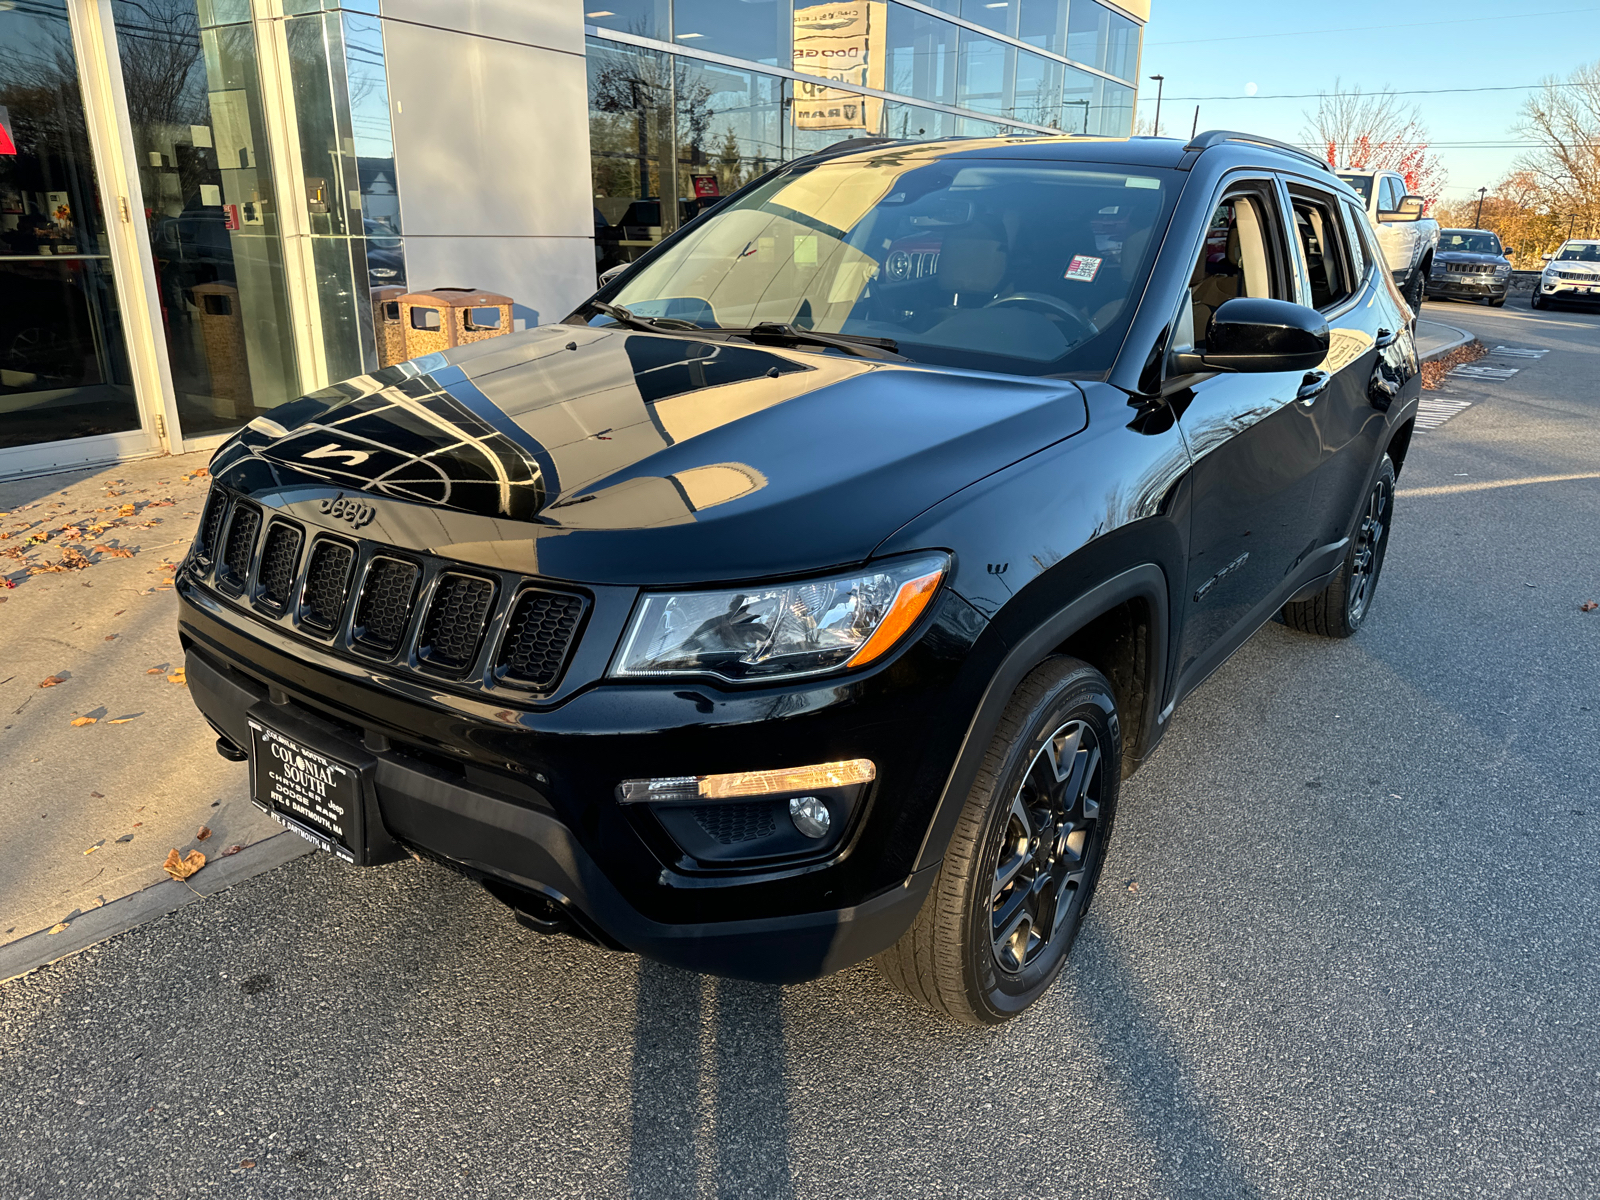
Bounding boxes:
[1555,242,1600,262]
[1439,231,1502,255]
[603,155,1179,376]
[1337,174,1372,203]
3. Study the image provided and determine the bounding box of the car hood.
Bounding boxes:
[214,324,1089,586]
[1549,260,1600,274]
[1436,251,1507,265]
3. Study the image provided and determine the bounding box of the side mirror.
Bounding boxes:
[1502,247,1515,257]
[1390,195,1425,221]
[1542,252,1554,262]
[1174,297,1330,375]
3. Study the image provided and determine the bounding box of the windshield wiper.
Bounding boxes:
[584,300,706,333]
[741,323,907,361]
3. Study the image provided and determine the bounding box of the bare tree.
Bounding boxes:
[1516,59,1600,241]
[1301,80,1448,202]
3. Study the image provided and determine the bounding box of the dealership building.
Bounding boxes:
[0,0,1146,479]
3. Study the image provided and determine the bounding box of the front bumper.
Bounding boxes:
[1539,279,1600,305]
[178,574,983,983]
[1426,275,1508,300]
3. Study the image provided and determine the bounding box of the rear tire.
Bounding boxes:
[876,657,1119,1026]
[1404,264,1427,312]
[1531,292,1547,310]
[1282,456,1396,638]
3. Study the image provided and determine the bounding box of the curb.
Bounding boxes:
[0,830,313,984]
[1416,319,1474,363]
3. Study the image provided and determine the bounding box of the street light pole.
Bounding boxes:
[1149,75,1164,137]
[1474,187,1487,228]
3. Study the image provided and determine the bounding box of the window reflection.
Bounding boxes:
[590,38,674,274]
[673,0,786,66]
[675,62,784,225]
[886,4,957,107]
[956,29,1013,117]
[584,0,670,43]
[1066,0,1137,81]
[1,0,140,449]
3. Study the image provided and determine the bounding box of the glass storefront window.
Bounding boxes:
[672,0,786,66]
[882,100,955,141]
[1018,0,1067,56]
[1014,49,1063,128]
[960,0,1016,37]
[956,29,1013,118]
[2,0,140,450]
[589,38,673,274]
[1066,0,1138,81]
[886,3,957,108]
[111,0,301,438]
[1063,65,1131,136]
[584,0,670,43]
[675,62,784,222]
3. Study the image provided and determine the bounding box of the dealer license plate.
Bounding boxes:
[248,719,364,863]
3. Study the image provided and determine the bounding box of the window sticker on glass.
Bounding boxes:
[794,235,818,265]
[1065,254,1102,282]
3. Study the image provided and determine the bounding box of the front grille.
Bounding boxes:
[496,589,586,688]
[418,573,496,673]
[300,540,356,633]
[217,504,261,593]
[354,556,421,652]
[1557,270,1595,281]
[694,802,779,844]
[255,521,303,611]
[1447,263,1494,274]
[197,488,229,563]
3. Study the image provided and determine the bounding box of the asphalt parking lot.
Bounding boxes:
[2,294,1597,1199]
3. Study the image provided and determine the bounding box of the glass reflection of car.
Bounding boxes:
[1533,239,1600,310]
[364,218,405,289]
[180,132,1421,1026]
[1426,228,1512,307]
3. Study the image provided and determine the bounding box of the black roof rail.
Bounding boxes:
[1184,130,1335,175]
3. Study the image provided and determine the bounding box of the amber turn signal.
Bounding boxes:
[845,567,944,668]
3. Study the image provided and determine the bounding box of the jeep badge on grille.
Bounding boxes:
[318,493,376,529]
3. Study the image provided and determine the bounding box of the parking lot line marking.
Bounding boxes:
[1398,472,1600,498]
[1455,311,1596,328]
[1490,346,1548,358]
[1415,397,1473,430]
[1450,365,1520,380]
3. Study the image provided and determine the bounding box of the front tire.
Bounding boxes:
[876,658,1119,1025]
[1490,294,1507,307]
[1404,264,1427,312]
[1531,292,1547,310]
[1282,455,1396,638]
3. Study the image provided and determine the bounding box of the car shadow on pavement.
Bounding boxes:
[628,960,794,1199]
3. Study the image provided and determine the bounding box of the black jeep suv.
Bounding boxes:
[179,131,1419,1025]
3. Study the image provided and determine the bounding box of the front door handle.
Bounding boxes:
[1297,369,1331,405]
[1375,326,1399,349]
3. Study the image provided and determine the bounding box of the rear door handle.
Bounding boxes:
[1375,326,1399,349]
[1297,369,1331,405]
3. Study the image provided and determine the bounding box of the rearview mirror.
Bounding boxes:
[1174,298,1330,375]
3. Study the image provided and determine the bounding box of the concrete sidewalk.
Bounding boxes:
[1415,316,1472,361]
[0,453,290,953]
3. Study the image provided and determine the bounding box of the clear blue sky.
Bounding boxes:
[1135,1,1600,205]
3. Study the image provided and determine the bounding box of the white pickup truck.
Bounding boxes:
[1337,169,1440,312]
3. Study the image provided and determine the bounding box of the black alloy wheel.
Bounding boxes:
[1282,455,1397,638]
[877,657,1119,1025]
[989,719,1104,973]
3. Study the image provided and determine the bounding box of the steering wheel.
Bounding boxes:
[983,291,1098,340]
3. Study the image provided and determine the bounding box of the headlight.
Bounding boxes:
[612,552,949,682]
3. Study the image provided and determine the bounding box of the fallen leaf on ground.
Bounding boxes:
[104,634,118,641]
[221,844,244,857]
[39,675,65,688]
[240,1161,255,1169]
[116,834,134,843]
[47,922,69,935]
[95,546,135,558]
[145,667,163,675]
[196,825,212,841]
[118,503,136,517]
[167,669,186,685]
[108,717,136,724]
[162,848,205,880]
[70,716,97,727]
[89,791,103,798]
[1583,601,1598,613]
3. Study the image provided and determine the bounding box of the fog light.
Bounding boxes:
[789,796,831,838]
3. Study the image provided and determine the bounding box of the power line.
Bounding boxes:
[1145,5,1600,46]
[1154,82,1592,102]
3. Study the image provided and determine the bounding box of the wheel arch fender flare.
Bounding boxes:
[910,563,1170,875]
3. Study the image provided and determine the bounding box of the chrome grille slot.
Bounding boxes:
[300,539,356,634]
[216,503,261,594]
[418,573,497,674]
[354,556,421,653]
[496,589,587,689]
[254,521,304,613]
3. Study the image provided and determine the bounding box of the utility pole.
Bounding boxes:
[1474,187,1487,228]
[1149,75,1164,137]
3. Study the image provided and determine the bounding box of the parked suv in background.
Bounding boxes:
[1428,228,1512,306]
[1534,239,1600,309]
[1337,169,1438,311]
[178,130,1420,1025]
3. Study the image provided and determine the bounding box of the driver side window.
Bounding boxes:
[1180,191,1284,351]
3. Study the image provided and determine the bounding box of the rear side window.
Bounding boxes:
[1340,198,1368,281]
[1288,187,1356,310]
